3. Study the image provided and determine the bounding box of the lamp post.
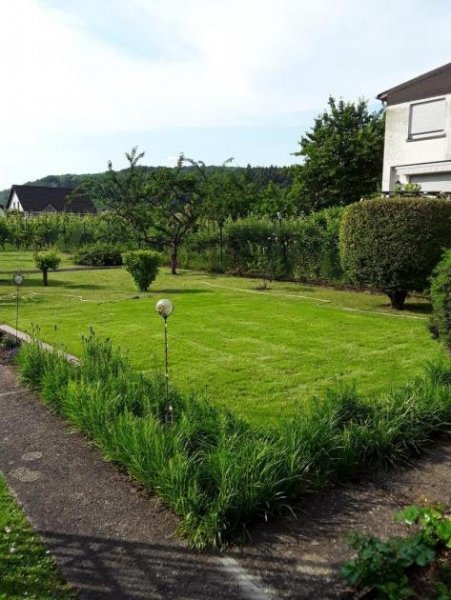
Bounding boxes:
[155,299,174,417]
[13,272,24,344]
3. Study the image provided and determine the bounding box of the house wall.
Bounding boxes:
[381,94,451,191]
[8,192,24,212]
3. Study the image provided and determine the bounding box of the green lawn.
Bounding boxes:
[0,250,74,272]
[0,475,75,599]
[0,251,442,424]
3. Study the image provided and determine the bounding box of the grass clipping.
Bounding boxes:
[16,333,451,549]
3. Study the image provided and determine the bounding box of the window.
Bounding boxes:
[409,98,446,140]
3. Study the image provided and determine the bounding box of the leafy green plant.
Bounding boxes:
[341,505,451,599]
[340,196,451,309]
[33,250,61,287]
[122,250,161,291]
[394,182,422,196]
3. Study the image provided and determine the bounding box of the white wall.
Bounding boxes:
[8,191,24,212]
[381,94,451,191]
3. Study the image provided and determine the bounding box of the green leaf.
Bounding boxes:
[436,521,451,546]
[395,505,420,526]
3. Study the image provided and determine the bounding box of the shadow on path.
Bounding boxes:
[40,531,243,600]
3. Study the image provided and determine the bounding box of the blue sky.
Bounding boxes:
[1,0,451,189]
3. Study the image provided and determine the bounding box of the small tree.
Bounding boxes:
[340,196,451,309]
[122,250,161,292]
[34,251,61,287]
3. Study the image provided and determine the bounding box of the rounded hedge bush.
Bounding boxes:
[340,196,451,309]
[430,250,451,351]
[122,250,161,292]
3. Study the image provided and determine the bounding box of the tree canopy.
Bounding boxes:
[292,97,385,213]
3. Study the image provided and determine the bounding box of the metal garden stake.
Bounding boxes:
[13,272,24,344]
[155,299,174,419]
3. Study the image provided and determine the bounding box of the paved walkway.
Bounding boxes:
[0,364,255,600]
[1,361,451,599]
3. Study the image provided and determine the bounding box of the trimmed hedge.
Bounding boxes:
[340,196,451,309]
[430,250,451,352]
[74,243,124,266]
[179,208,344,284]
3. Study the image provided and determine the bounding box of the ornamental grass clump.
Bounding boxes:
[122,250,161,291]
[16,333,451,548]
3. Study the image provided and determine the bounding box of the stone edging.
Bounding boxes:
[0,324,79,365]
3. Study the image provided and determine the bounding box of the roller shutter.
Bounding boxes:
[410,172,451,192]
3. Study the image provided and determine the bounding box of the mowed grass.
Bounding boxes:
[0,474,75,599]
[0,250,74,271]
[0,251,442,424]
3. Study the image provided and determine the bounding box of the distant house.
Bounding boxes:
[6,185,97,216]
[377,62,451,193]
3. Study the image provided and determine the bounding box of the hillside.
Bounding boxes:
[0,165,293,207]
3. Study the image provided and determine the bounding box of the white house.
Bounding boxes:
[377,62,451,193]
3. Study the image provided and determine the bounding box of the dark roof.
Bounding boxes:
[377,62,451,106]
[7,185,97,214]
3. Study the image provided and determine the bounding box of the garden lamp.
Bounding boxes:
[155,299,174,418]
[13,272,24,343]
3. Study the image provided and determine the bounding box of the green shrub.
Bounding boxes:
[34,250,61,287]
[16,332,451,549]
[340,196,451,309]
[430,250,451,352]
[74,243,124,266]
[122,250,161,291]
[341,504,451,598]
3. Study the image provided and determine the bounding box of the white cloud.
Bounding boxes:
[1,0,451,186]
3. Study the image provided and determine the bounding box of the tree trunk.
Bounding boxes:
[42,269,48,287]
[171,244,178,275]
[386,290,407,310]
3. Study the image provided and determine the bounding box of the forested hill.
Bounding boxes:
[0,165,294,207]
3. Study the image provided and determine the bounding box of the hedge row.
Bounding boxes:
[179,207,344,283]
[17,333,451,548]
[0,212,137,251]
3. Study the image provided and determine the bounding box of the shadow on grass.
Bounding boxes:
[39,281,104,290]
[403,302,433,315]
[156,288,212,295]
[375,301,432,316]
